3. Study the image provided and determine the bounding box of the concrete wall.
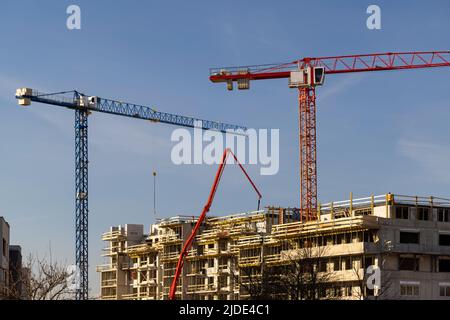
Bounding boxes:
[0,217,10,294]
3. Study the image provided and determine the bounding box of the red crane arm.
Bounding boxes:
[209,51,450,82]
[168,148,262,300]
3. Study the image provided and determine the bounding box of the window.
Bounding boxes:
[417,207,430,221]
[438,208,450,222]
[332,258,341,271]
[364,256,375,269]
[439,285,450,297]
[363,231,375,243]
[400,283,420,297]
[343,257,352,270]
[366,287,375,296]
[439,234,450,246]
[345,233,352,244]
[399,257,419,271]
[400,231,420,244]
[396,206,409,219]
[353,232,363,243]
[334,287,342,297]
[318,286,327,298]
[352,256,361,269]
[343,285,353,297]
[319,260,327,272]
[355,209,372,216]
[2,238,6,256]
[439,259,450,272]
[325,235,334,245]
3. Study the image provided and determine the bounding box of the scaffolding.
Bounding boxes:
[97,193,450,300]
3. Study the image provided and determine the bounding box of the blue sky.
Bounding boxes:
[1,0,450,296]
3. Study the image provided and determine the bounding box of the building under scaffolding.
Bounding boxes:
[97,193,450,300]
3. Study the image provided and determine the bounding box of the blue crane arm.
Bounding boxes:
[15,89,247,133]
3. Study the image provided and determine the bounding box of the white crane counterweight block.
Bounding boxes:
[16,88,32,106]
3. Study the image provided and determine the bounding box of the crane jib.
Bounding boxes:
[14,87,246,300]
[16,92,247,133]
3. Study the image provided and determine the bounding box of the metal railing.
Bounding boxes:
[187,283,217,293]
[96,264,118,272]
[101,229,126,240]
[101,279,117,286]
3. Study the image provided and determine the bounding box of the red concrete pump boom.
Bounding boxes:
[168,148,262,300]
[209,51,450,222]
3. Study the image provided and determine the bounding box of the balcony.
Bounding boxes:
[161,252,180,261]
[138,261,157,269]
[102,230,126,241]
[219,248,233,255]
[271,215,380,238]
[204,249,219,256]
[101,244,125,256]
[159,234,182,243]
[264,253,281,265]
[206,267,217,274]
[96,264,118,272]
[187,269,207,277]
[121,293,139,300]
[187,283,217,293]
[238,256,261,267]
[219,285,232,292]
[121,262,136,270]
[218,266,230,273]
[101,279,117,287]
[187,248,198,258]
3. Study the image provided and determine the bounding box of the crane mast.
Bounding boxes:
[15,88,246,300]
[210,51,450,221]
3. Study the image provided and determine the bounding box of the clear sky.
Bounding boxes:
[1,0,450,297]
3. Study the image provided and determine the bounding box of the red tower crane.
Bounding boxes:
[210,51,450,221]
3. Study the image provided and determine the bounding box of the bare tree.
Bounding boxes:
[234,241,333,300]
[353,253,393,300]
[278,243,332,300]
[235,264,283,300]
[2,253,75,300]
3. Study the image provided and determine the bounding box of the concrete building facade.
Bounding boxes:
[97,193,450,300]
[0,217,10,296]
[9,245,28,299]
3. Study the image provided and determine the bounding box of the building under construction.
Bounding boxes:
[97,193,450,300]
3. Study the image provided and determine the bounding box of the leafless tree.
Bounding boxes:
[353,253,393,300]
[1,253,75,300]
[235,264,283,300]
[235,241,333,300]
[278,243,332,300]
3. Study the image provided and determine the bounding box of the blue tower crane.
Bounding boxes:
[15,88,246,300]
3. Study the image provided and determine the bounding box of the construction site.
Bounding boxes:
[97,193,450,300]
[92,51,450,300]
[2,3,450,308]
[10,51,450,301]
